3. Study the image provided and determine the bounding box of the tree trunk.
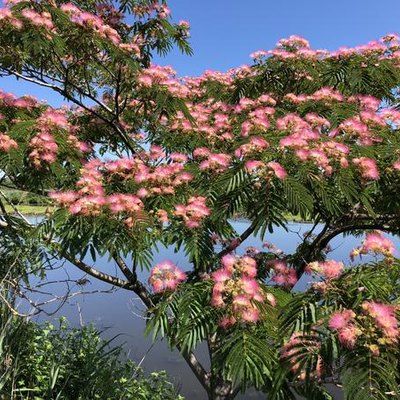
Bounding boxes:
[207,371,237,400]
[206,333,237,400]
[208,381,235,400]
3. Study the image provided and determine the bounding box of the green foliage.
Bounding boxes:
[277,261,400,400]
[0,311,183,400]
[0,2,400,399]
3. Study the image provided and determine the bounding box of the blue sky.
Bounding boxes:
[2,0,400,105]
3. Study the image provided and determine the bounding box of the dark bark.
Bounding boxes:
[208,382,235,400]
[293,213,400,279]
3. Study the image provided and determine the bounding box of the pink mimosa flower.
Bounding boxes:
[149,260,186,293]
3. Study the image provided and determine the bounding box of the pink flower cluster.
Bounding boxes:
[329,303,399,351]
[350,231,395,259]
[328,309,360,348]
[194,149,231,172]
[251,34,400,61]
[28,108,89,168]
[50,160,145,226]
[0,134,18,152]
[305,260,344,280]
[29,132,58,167]
[270,260,298,288]
[149,260,186,293]
[137,65,189,97]
[0,6,22,29]
[234,136,269,158]
[103,151,193,197]
[284,87,344,104]
[211,254,274,328]
[21,8,54,31]
[352,157,380,180]
[362,301,399,342]
[245,160,287,180]
[0,90,38,109]
[174,196,210,228]
[61,3,122,45]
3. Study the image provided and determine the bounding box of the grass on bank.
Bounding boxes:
[3,204,51,215]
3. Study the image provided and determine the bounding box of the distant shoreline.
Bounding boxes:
[1,206,312,223]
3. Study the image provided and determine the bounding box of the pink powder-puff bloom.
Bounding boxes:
[137,188,149,198]
[221,254,237,271]
[193,147,210,158]
[329,309,360,348]
[149,260,186,293]
[363,231,395,255]
[156,209,169,223]
[149,144,165,159]
[219,315,236,329]
[329,310,356,331]
[337,325,359,348]
[199,153,231,172]
[306,260,344,280]
[211,292,225,308]
[178,20,190,29]
[240,306,260,323]
[212,268,232,283]
[362,301,399,340]
[174,196,210,228]
[277,35,310,50]
[250,50,268,59]
[240,121,253,137]
[270,260,298,287]
[352,157,380,180]
[169,152,188,163]
[107,194,143,214]
[352,231,396,258]
[250,136,269,148]
[270,260,287,274]
[0,134,18,152]
[49,191,78,206]
[232,294,251,308]
[211,254,263,325]
[239,256,257,277]
[240,277,261,296]
[245,160,265,173]
[267,161,287,180]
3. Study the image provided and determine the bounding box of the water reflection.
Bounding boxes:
[25,220,397,399]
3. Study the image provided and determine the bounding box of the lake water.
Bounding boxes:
[23,219,398,399]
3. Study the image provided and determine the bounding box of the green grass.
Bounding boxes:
[3,204,52,215]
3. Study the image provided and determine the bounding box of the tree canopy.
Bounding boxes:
[0,1,399,399]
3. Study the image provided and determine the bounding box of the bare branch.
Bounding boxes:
[176,344,211,393]
[217,221,258,258]
[60,252,135,291]
[2,68,138,155]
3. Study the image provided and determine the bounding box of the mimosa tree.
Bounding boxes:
[0,1,399,399]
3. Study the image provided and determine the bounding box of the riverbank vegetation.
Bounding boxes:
[0,309,183,400]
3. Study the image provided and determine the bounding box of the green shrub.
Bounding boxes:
[0,313,183,400]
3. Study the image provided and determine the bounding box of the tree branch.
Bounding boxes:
[59,251,136,291]
[113,255,154,308]
[3,68,138,155]
[294,214,400,278]
[176,344,211,393]
[217,221,258,258]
